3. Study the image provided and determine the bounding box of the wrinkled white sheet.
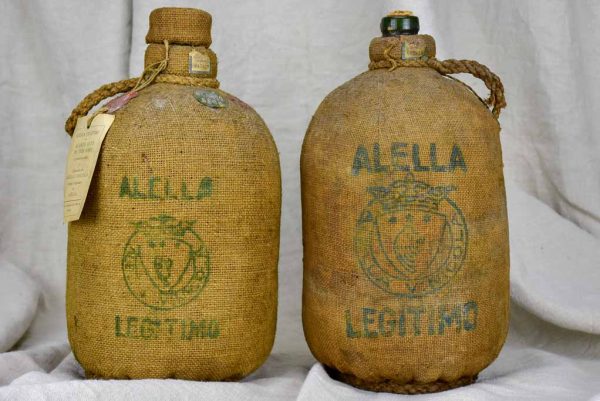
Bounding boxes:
[1,0,599,399]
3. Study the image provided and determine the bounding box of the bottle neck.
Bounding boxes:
[369,34,436,63]
[144,43,218,78]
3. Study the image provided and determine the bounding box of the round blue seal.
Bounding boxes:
[355,174,468,297]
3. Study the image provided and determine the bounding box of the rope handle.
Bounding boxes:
[371,47,507,118]
[64,78,137,135]
[64,40,219,135]
[427,58,506,118]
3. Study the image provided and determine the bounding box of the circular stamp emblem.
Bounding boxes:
[355,174,468,297]
[122,215,210,310]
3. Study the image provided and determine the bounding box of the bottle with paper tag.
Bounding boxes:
[64,7,281,380]
[301,11,509,393]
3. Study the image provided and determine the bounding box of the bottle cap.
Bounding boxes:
[381,11,420,36]
[146,7,212,46]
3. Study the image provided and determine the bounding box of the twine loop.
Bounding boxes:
[371,45,506,119]
[65,40,220,135]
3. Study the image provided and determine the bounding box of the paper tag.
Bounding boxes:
[189,49,211,74]
[64,114,115,223]
[402,41,427,60]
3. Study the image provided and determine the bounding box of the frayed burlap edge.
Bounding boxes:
[327,366,477,394]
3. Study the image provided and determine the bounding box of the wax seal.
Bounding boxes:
[194,89,228,108]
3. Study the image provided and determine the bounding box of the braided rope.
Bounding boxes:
[369,48,506,118]
[64,75,219,135]
[65,39,220,135]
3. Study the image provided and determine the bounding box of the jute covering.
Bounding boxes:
[369,35,436,61]
[145,44,218,78]
[301,34,508,393]
[146,8,212,46]
[66,8,280,380]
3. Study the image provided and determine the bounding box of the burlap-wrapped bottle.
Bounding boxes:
[65,8,280,380]
[301,11,508,393]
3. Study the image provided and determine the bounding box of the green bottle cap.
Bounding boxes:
[381,11,419,36]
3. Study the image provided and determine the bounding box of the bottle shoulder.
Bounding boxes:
[105,83,275,142]
[307,67,497,136]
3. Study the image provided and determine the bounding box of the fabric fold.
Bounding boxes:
[0,262,40,353]
[508,184,600,335]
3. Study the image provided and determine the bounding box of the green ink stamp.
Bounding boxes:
[194,89,228,108]
[122,215,210,310]
[355,174,468,297]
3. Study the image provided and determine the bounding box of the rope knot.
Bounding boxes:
[383,46,399,72]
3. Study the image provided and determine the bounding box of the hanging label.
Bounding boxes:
[402,41,427,60]
[189,49,211,74]
[64,114,115,223]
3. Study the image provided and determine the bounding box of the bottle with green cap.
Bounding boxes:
[301,11,509,393]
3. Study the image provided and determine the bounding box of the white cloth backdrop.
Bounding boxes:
[1,0,599,399]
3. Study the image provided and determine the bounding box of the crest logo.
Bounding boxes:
[355,174,468,297]
[122,215,210,310]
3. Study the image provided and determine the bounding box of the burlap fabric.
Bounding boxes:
[145,44,217,78]
[66,8,280,380]
[369,35,436,61]
[301,34,509,393]
[146,8,212,46]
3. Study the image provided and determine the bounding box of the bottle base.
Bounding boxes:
[327,367,477,394]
